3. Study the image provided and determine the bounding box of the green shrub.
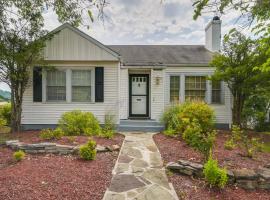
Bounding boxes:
[178,102,215,133]
[79,139,97,160]
[0,103,11,126]
[162,102,215,135]
[203,155,228,188]
[13,150,25,161]
[102,113,116,139]
[58,110,101,136]
[182,122,216,159]
[40,128,64,140]
[162,102,216,158]
[241,136,262,158]
[162,104,183,135]
[0,118,6,127]
[224,139,236,150]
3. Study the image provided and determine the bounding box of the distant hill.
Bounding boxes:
[0,89,11,102]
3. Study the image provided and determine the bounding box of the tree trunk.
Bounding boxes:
[232,92,245,127]
[10,83,23,133]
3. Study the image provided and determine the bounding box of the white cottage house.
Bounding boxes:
[21,17,232,131]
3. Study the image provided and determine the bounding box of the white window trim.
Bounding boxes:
[168,73,224,105]
[42,67,95,104]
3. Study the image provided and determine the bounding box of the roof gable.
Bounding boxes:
[44,23,120,61]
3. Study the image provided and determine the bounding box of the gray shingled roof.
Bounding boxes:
[108,45,213,66]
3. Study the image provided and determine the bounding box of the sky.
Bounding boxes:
[0,0,249,91]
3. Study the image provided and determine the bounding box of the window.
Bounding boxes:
[47,70,66,101]
[72,70,92,102]
[170,76,180,103]
[212,81,221,104]
[185,76,206,101]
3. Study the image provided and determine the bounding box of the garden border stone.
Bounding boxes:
[166,159,270,190]
[5,140,120,155]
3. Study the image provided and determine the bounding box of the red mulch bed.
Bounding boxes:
[153,131,270,200]
[154,131,270,170]
[0,132,124,200]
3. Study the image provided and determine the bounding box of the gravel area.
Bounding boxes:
[153,132,270,200]
[0,132,124,200]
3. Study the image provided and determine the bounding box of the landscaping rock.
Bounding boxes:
[227,170,236,184]
[96,144,107,152]
[256,167,270,180]
[233,169,258,180]
[236,179,258,190]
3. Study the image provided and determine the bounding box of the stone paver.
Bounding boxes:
[103,132,178,200]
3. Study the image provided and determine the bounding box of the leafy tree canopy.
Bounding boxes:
[210,30,270,126]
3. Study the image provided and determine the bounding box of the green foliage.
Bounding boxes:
[79,139,97,160]
[241,136,262,158]
[242,90,270,131]
[210,30,270,125]
[163,102,216,158]
[13,150,25,161]
[224,139,236,150]
[58,110,101,136]
[40,128,64,140]
[203,155,228,188]
[183,123,216,159]
[0,103,11,126]
[162,104,183,136]
[162,102,215,135]
[178,102,215,133]
[101,113,116,139]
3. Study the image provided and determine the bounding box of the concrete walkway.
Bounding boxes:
[103,132,178,200]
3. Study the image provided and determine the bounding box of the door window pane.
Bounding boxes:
[72,70,92,102]
[170,76,180,103]
[47,70,66,101]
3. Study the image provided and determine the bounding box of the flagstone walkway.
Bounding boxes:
[103,132,178,200]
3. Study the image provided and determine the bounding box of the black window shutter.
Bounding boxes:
[33,67,42,102]
[95,67,104,102]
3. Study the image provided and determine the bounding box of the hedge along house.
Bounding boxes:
[21,17,232,131]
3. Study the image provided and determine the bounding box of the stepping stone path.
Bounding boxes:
[103,132,178,200]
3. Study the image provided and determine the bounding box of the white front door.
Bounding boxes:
[130,75,148,116]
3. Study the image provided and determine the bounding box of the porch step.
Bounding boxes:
[118,120,164,132]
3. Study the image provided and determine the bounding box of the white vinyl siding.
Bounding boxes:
[44,27,118,61]
[151,68,165,120]
[119,68,129,119]
[22,62,119,125]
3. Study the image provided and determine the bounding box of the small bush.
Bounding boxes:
[79,139,97,160]
[182,122,216,159]
[102,113,116,139]
[0,103,11,126]
[40,128,64,140]
[162,104,183,136]
[58,110,101,136]
[203,155,228,188]
[13,150,25,161]
[241,136,261,158]
[162,102,215,135]
[224,139,236,150]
